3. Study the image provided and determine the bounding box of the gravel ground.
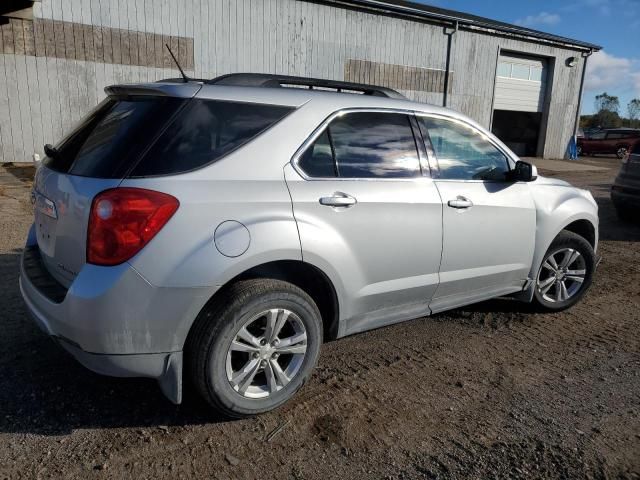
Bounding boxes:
[0,157,639,479]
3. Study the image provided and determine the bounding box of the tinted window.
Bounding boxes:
[419,117,509,181]
[328,112,420,178]
[633,143,640,154]
[607,132,625,139]
[43,97,184,178]
[298,130,336,177]
[590,131,606,139]
[131,99,294,177]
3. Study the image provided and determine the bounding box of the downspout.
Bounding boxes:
[574,49,593,137]
[443,20,458,108]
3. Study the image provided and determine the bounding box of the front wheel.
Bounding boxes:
[186,279,323,418]
[532,230,595,311]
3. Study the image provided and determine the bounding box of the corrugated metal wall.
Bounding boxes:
[0,0,585,162]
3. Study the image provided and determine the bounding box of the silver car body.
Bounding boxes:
[20,82,599,403]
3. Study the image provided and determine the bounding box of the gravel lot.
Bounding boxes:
[0,157,638,479]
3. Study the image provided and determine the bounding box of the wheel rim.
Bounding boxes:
[536,248,587,303]
[225,308,307,399]
[577,146,582,155]
[617,147,627,158]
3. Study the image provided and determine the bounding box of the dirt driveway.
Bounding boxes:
[0,157,639,479]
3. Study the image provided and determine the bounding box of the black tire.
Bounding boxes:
[532,230,595,312]
[616,146,628,159]
[186,279,322,418]
[577,145,583,156]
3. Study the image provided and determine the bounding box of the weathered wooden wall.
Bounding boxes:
[0,0,585,162]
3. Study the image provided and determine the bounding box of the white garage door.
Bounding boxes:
[494,54,547,112]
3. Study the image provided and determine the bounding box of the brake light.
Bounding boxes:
[87,188,179,266]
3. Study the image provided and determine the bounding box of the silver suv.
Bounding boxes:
[20,74,599,417]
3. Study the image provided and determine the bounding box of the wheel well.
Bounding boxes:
[564,219,596,248]
[220,260,340,341]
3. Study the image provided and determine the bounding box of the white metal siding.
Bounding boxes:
[494,54,547,112]
[0,0,586,162]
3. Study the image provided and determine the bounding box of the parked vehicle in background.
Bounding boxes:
[20,74,599,418]
[577,128,640,158]
[611,140,640,221]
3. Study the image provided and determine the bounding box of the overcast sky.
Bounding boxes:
[419,0,639,116]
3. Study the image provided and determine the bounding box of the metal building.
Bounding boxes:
[0,0,601,163]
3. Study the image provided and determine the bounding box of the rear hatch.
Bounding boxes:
[33,85,197,288]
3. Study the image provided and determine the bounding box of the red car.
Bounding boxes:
[578,128,640,159]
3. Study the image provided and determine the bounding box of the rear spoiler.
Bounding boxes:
[104,82,202,99]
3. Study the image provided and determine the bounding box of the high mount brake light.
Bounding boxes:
[87,188,179,266]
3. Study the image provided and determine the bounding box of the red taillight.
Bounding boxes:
[87,188,179,266]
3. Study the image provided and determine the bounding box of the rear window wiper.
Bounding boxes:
[44,144,60,159]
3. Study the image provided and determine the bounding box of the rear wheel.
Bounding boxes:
[616,146,628,159]
[532,230,595,311]
[186,279,322,418]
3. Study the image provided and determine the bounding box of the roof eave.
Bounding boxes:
[321,0,602,52]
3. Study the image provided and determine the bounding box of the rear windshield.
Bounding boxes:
[129,99,294,177]
[43,96,185,178]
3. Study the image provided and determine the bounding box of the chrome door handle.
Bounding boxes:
[447,196,473,209]
[319,192,357,207]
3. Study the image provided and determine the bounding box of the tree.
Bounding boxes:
[628,99,640,128]
[594,92,620,115]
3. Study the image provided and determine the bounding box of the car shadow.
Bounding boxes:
[0,251,229,436]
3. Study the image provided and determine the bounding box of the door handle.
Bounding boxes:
[319,192,357,208]
[447,196,473,209]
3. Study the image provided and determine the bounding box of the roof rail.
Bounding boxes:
[207,73,406,99]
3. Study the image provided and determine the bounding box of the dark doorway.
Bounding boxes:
[491,110,542,157]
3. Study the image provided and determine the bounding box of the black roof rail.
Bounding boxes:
[207,73,406,99]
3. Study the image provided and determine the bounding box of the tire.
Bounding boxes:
[532,230,595,312]
[616,146,628,159]
[577,145,583,156]
[186,278,323,418]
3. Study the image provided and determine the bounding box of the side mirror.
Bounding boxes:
[508,160,538,182]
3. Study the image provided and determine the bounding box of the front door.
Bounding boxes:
[416,114,536,313]
[285,110,443,336]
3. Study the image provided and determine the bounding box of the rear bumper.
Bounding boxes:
[19,228,214,403]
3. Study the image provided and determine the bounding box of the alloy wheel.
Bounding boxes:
[536,248,587,303]
[226,308,308,399]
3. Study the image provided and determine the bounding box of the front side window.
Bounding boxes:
[131,99,294,177]
[589,131,606,139]
[418,116,510,181]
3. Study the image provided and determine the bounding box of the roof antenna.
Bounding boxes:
[165,43,189,83]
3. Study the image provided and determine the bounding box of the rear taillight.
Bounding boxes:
[87,188,179,266]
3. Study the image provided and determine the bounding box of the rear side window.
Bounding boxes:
[43,97,184,178]
[130,99,294,177]
[298,130,336,177]
[607,132,625,139]
[297,111,421,179]
[633,143,640,154]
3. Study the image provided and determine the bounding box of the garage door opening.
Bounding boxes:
[491,52,548,157]
[491,110,542,157]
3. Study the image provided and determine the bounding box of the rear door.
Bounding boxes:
[416,114,536,313]
[285,109,443,336]
[33,95,186,287]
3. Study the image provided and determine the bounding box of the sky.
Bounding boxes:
[418,0,640,116]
